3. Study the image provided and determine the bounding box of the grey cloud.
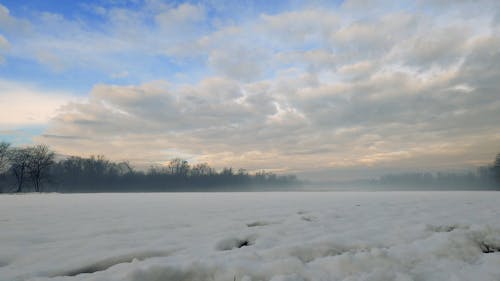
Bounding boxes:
[0,34,8,49]
[43,49,500,173]
[275,50,337,73]
[32,1,500,178]
[48,77,277,138]
[208,47,268,81]
[41,134,89,140]
[393,26,469,68]
[296,61,498,134]
[197,9,341,80]
[154,3,206,39]
[258,10,339,46]
[0,34,8,63]
[332,13,417,59]
[0,129,31,137]
[457,36,500,89]
[494,11,500,28]
[0,4,30,33]
[155,3,205,27]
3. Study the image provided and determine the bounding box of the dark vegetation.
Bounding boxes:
[369,153,500,190]
[0,142,299,193]
[1,141,499,192]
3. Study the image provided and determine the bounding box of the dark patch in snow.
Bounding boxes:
[247,221,272,227]
[478,241,500,253]
[301,215,316,222]
[426,224,468,233]
[467,228,500,254]
[216,236,256,251]
[50,250,173,277]
[289,244,348,263]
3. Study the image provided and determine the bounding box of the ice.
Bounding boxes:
[0,191,499,281]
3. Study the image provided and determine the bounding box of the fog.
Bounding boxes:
[1,142,498,192]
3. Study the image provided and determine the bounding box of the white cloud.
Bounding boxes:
[0,80,80,127]
[155,3,205,28]
[0,34,8,49]
[0,34,8,63]
[337,60,375,78]
[0,3,30,33]
[332,12,417,58]
[0,3,208,74]
[111,71,129,79]
[208,47,268,81]
[258,9,339,45]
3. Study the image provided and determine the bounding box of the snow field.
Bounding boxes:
[0,191,499,281]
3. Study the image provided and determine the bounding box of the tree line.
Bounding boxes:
[0,142,299,193]
[370,153,500,190]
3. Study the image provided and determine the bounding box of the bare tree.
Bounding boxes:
[0,142,10,174]
[0,142,10,192]
[494,153,500,184]
[190,163,213,176]
[117,161,133,175]
[27,145,55,192]
[168,158,190,176]
[9,148,31,192]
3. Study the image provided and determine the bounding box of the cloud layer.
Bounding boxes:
[0,80,78,127]
[1,0,499,178]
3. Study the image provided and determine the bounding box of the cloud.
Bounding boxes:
[1,1,498,178]
[388,25,470,68]
[0,4,30,33]
[208,47,268,81]
[275,49,337,73]
[111,71,129,79]
[41,33,500,172]
[258,9,339,45]
[0,34,8,48]
[0,2,208,74]
[155,3,205,29]
[0,34,8,63]
[0,80,79,127]
[332,12,417,60]
[337,60,375,79]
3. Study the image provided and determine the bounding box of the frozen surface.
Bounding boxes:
[0,191,499,281]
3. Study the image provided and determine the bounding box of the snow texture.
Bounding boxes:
[0,191,499,281]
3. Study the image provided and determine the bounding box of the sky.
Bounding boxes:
[0,0,499,181]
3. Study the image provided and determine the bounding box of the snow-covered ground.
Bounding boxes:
[0,191,499,281]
